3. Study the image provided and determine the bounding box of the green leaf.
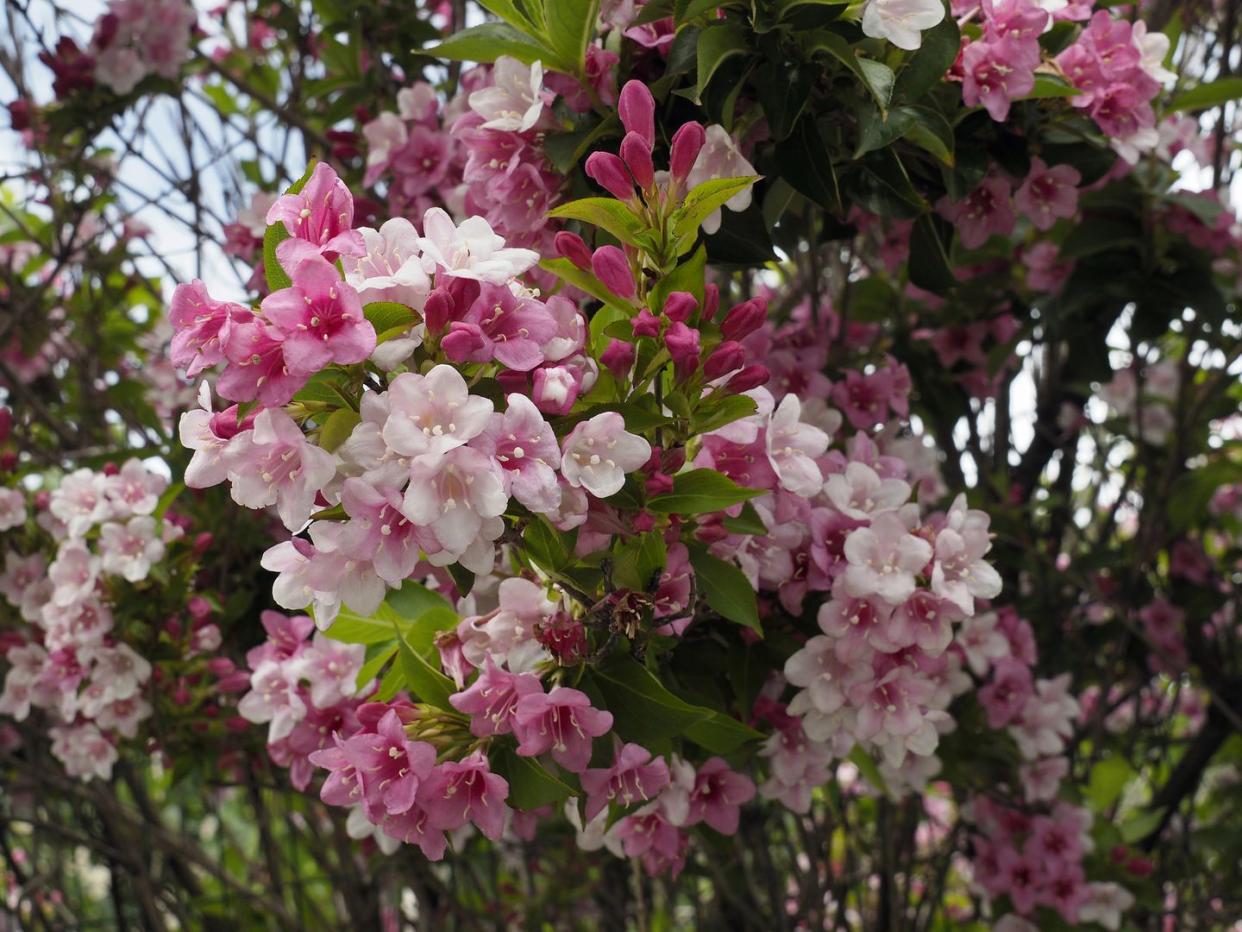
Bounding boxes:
[894,16,960,102]
[908,214,955,295]
[477,0,544,37]
[393,618,455,709]
[671,175,760,253]
[1169,75,1242,112]
[647,468,763,514]
[547,197,650,249]
[542,0,600,76]
[1018,74,1080,100]
[721,501,768,536]
[903,107,955,166]
[539,257,636,316]
[317,407,361,453]
[386,579,452,623]
[774,117,840,212]
[1087,755,1135,811]
[809,31,894,113]
[431,22,562,69]
[590,656,714,745]
[262,161,315,291]
[690,392,758,435]
[611,530,667,592]
[688,546,761,635]
[491,745,577,809]
[356,641,398,690]
[523,518,576,574]
[651,243,707,309]
[848,746,889,794]
[363,301,416,335]
[695,20,749,103]
[325,604,406,644]
[543,115,619,174]
[684,712,765,755]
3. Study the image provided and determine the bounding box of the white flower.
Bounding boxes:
[417,208,540,284]
[98,516,166,582]
[1078,882,1135,931]
[0,488,26,532]
[686,125,756,234]
[468,57,546,132]
[1132,21,1175,85]
[560,412,652,499]
[860,0,946,51]
[765,395,830,497]
[345,218,431,308]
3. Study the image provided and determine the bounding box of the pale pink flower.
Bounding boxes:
[861,0,946,50]
[344,218,431,308]
[468,57,548,132]
[289,633,366,707]
[50,468,113,537]
[823,461,911,520]
[560,412,651,499]
[239,659,306,743]
[48,540,99,606]
[931,494,1002,613]
[471,394,561,513]
[842,512,932,605]
[226,408,338,531]
[382,365,494,461]
[417,208,539,284]
[765,395,830,497]
[98,516,165,582]
[685,125,755,234]
[402,447,509,554]
[0,489,25,532]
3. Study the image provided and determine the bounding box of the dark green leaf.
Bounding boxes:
[590,656,713,745]
[695,20,749,103]
[688,546,761,634]
[648,468,763,514]
[1169,75,1242,112]
[491,745,578,809]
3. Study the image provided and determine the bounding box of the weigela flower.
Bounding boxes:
[512,685,613,772]
[416,208,539,283]
[417,751,510,839]
[261,257,375,375]
[580,743,671,820]
[225,408,338,532]
[382,364,494,461]
[560,412,652,499]
[468,56,548,132]
[402,446,509,554]
[266,162,366,268]
[861,0,947,50]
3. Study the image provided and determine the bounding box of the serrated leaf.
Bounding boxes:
[688,546,760,634]
[542,0,600,76]
[547,197,650,248]
[671,175,760,253]
[648,468,763,514]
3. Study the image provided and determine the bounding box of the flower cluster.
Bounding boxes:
[91,0,197,96]
[0,461,186,779]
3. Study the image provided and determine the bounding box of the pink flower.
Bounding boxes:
[288,633,365,707]
[0,490,25,532]
[686,125,755,233]
[49,540,99,607]
[104,459,165,516]
[468,57,548,132]
[266,162,366,269]
[765,395,830,496]
[344,710,437,816]
[337,478,433,587]
[417,750,510,839]
[98,516,165,582]
[449,658,542,737]
[560,412,652,499]
[613,805,688,877]
[824,462,912,520]
[512,685,613,772]
[451,284,559,371]
[382,365,494,460]
[842,513,932,605]
[471,393,561,513]
[345,218,431,308]
[50,468,112,537]
[168,280,252,377]
[261,257,375,375]
[1014,157,1081,230]
[960,39,1036,123]
[979,657,1035,728]
[937,174,1016,250]
[931,494,1003,613]
[416,208,539,284]
[402,447,508,554]
[238,659,306,743]
[686,757,756,834]
[225,408,338,531]
[580,743,671,820]
[218,318,306,407]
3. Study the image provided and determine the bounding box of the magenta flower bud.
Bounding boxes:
[441,321,488,362]
[422,287,455,335]
[187,596,213,620]
[670,121,706,182]
[702,283,721,321]
[192,532,214,557]
[664,322,701,377]
[0,407,11,442]
[34,490,50,510]
[645,472,674,496]
[725,364,770,393]
[495,368,528,395]
[696,520,730,544]
[532,365,582,415]
[632,511,657,532]
[720,297,767,341]
[620,131,655,190]
[585,151,635,201]
[555,231,592,270]
[601,339,636,379]
[0,452,14,474]
[662,291,697,324]
[618,80,655,147]
[591,246,636,299]
[704,340,746,379]
[631,308,661,338]
[207,658,235,677]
